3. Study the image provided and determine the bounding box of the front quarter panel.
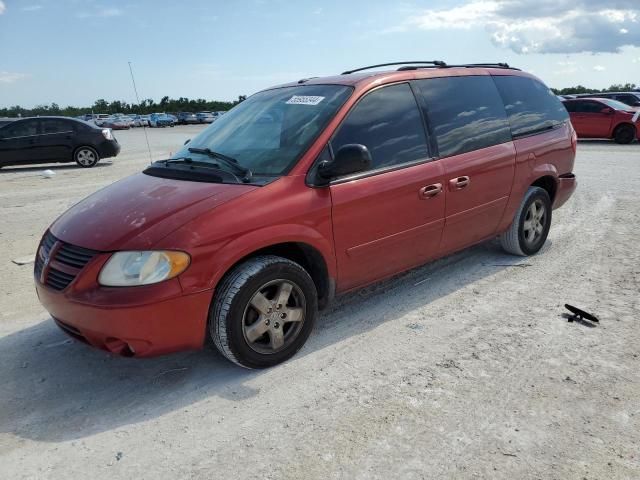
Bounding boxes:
[154,175,336,294]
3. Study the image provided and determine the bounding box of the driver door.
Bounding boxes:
[328,83,446,291]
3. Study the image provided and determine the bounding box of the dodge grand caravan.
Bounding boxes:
[35,61,577,368]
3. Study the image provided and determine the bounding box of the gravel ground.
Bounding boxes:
[0,128,639,479]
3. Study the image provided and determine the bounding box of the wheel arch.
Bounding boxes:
[205,237,336,311]
[613,121,637,136]
[531,174,557,203]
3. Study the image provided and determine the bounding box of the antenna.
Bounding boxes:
[128,61,153,165]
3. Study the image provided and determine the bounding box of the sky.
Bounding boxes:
[0,0,639,108]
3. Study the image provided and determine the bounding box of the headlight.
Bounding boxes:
[98,251,190,287]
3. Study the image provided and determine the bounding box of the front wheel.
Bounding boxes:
[209,256,317,369]
[500,186,552,256]
[613,124,636,144]
[74,146,99,168]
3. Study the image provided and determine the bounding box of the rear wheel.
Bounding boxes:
[500,186,552,256]
[209,255,317,369]
[613,124,636,144]
[74,146,99,168]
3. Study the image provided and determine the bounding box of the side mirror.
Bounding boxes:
[318,144,371,181]
[601,107,614,114]
[184,139,190,145]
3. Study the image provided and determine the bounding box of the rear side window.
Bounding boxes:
[414,76,511,158]
[41,119,73,134]
[331,83,428,171]
[494,76,569,138]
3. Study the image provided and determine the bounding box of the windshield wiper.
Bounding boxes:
[187,147,252,182]
[161,157,244,183]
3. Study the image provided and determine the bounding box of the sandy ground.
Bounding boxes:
[0,127,639,479]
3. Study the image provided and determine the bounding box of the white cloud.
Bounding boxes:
[76,8,123,19]
[0,72,30,83]
[0,1,5,15]
[392,0,640,54]
[593,65,606,71]
[22,5,43,12]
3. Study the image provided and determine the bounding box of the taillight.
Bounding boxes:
[570,124,577,153]
[102,128,113,140]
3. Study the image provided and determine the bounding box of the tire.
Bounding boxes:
[500,186,552,256]
[209,255,318,369]
[74,146,100,168]
[613,124,636,144]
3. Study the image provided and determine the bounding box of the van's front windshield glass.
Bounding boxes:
[171,85,352,177]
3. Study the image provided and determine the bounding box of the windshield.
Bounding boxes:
[599,98,634,110]
[173,85,352,176]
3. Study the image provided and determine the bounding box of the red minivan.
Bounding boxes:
[35,62,577,368]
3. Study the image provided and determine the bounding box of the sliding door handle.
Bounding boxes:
[449,176,470,190]
[419,183,443,199]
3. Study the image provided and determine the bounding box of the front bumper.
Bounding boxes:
[36,276,212,357]
[553,173,577,209]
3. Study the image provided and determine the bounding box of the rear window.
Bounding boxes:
[414,76,511,158]
[493,76,569,139]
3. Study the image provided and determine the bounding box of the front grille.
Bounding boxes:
[34,231,56,280]
[35,231,99,291]
[56,243,97,268]
[47,267,76,290]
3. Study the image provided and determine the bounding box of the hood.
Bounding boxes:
[50,173,256,251]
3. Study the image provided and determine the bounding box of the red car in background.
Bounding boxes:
[562,98,640,144]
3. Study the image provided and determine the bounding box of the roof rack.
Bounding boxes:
[398,62,519,71]
[341,61,447,75]
[297,77,319,84]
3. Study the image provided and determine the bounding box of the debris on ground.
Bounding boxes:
[11,255,35,266]
[565,304,599,323]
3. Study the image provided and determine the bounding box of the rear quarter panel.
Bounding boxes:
[496,123,575,233]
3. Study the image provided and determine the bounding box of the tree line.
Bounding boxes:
[0,95,248,118]
[1,83,638,118]
[550,83,638,96]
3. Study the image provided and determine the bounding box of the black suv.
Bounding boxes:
[0,116,120,169]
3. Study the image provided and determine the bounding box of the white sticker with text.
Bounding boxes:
[286,95,325,106]
[632,110,640,123]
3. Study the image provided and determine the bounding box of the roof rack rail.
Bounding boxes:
[399,62,519,71]
[341,61,447,75]
[449,63,519,70]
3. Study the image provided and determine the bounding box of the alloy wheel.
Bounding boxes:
[523,199,546,245]
[76,148,96,166]
[242,279,306,354]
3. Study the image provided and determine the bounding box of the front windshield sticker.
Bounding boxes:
[285,95,325,106]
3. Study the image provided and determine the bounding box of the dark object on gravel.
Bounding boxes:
[565,304,599,323]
